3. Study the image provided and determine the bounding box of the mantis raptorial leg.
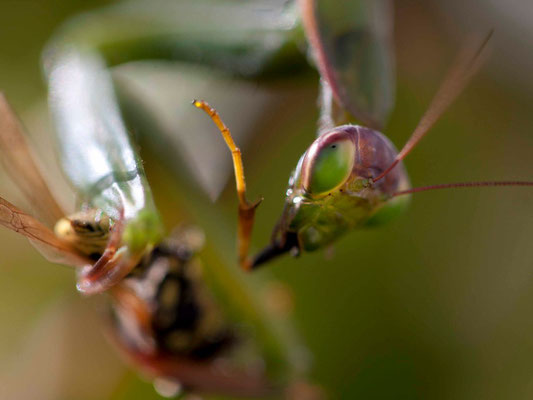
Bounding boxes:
[193,100,261,271]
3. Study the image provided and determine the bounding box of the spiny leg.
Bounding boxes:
[193,100,261,271]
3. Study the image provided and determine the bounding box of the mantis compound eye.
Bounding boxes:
[301,134,355,195]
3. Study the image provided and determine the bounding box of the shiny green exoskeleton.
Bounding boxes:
[272,125,410,254]
[251,124,411,266]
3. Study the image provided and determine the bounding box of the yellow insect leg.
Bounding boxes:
[193,100,261,271]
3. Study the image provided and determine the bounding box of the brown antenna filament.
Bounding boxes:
[393,181,533,197]
[374,31,494,183]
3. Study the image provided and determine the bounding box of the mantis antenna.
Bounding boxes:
[393,181,533,197]
[372,31,533,195]
[193,100,261,271]
[374,31,493,183]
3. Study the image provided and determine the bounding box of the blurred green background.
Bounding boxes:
[0,1,532,399]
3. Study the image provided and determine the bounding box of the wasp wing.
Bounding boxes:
[0,95,65,226]
[300,0,395,130]
[0,196,88,266]
[47,48,164,245]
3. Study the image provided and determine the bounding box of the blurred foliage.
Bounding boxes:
[0,1,532,399]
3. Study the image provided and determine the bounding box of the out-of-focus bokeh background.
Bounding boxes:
[0,0,532,399]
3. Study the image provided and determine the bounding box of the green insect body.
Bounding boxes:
[270,125,410,254]
[281,125,409,250]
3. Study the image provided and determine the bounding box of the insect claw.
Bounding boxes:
[74,210,142,295]
[76,247,133,295]
[75,266,94,293]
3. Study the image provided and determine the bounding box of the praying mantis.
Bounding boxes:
[194,2,532,271]
[0,0,531,398]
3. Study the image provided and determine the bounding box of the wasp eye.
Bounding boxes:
[303,137,355,195]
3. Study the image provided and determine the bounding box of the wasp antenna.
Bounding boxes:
[374,30,494,183]
[192,100,249,203]
[393,180,533,197]
[193,99,261,271]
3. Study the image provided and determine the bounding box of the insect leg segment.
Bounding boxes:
[299,0,395,130]
[193,100,262,271]
[110,283,155,353]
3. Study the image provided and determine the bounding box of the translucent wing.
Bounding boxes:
[300,0,395,130]
[0,196,88,266]
[0,95,65,226]
[46,49,165,292]
[46,51,157,220]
